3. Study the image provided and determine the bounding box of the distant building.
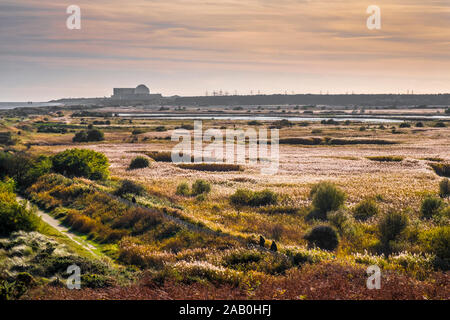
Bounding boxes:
[111,84,162,100]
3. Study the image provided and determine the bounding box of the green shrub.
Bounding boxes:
[0,201,41,237]
[230,189,278,207]
[52,148,109,180]
[353,198,379,221]
[191,180,211,196]
[434,121,446,128]
[367,156,404,162]
[129,156,150,170]
[439,178,450,198]
[420,197,445,219]
[304,225,339,251]
[420,226,449,270]
[176,182,190,196]
[399,122,411,128]
[115,180,145,196]
[73,129,104,142]
[308,182,345,220]
[379,211,408,244]
[0,152,51,189]
[81,274,114,289]
[415,122,424,127]
[327,209,354,235]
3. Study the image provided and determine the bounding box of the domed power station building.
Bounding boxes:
[111,84,162,101]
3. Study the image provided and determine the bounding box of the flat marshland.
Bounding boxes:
[0,106,449,300]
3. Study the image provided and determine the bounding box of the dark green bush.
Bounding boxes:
[420,226,449,270]
[129,156,150,170]
[308,182,346,220]
[399,122,411,128]
[304,225,339,251]
[353,198,379,221]
[379,211,408,244]
[52,148,109,180]
[420,197,446,219]
[230,189,278,207]
[191,179,211,196]
[73,129,104,142]
[0,201,41,237]
[434,121,446,128]
[176,182,190,196]
[439,178,450,198]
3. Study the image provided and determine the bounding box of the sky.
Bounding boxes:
[0,0,449,101]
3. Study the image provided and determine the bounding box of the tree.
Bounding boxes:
[52,149,109,180]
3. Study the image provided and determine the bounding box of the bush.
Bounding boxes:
[81,274,114,289]
[0,202,40,237]
[439,178,450,198]
[52,149,109,180]
[430,163,450,177]
[327,209,354,235]
[353,199,379,221]
[420,226,449,270]
[129,156,150,170]
[176,182,190,196]
[304,225,339,251]
[115,180,145,196]
[399,122,411,128]
[415,122,424,127]
[367,156,404,162]
[144,151,172,162]
[434,121,446,128]
[0,182,41,236]
[379,212,408,244]
[0,152,51,189]
[191,180,211,196]
[73,129,104,142]
[309,182,346,220]
[177,163,243,172]
[230,189,278,207]
[420,197,445,219]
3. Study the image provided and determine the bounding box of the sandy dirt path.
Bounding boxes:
[17,196,98,255]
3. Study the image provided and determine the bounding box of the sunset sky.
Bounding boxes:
[1,0,449,101]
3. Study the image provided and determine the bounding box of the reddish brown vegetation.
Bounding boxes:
[28,263,449,300]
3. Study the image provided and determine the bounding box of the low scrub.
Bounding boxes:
[308,182,346,220]
[279,137,397,146]
[115,180,145,197]
[353,199,379,221]
[128,156,150,170]
[177,163,243,172]
[230,189,278,207]
[420,197,446,219]
[145,151,173,162]
[191,180,211,196]
[72,129,104,143]
[367,156,404,162]
[439,178,450,198]
[430,163,450,177]
[379,211,408,248]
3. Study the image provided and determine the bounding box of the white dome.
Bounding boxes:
[135,84,150,94]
